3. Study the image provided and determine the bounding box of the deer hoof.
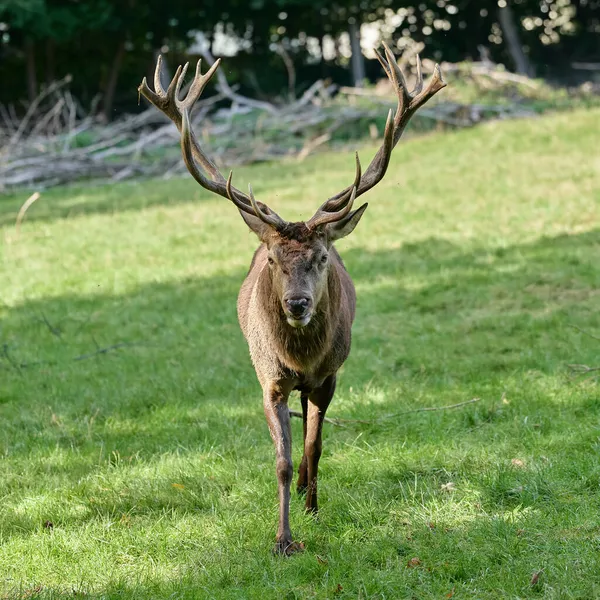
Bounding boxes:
[273,540,305,556]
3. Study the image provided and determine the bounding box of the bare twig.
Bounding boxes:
[2,344,22,374]
[290,397,481,426]
[198,47,278,114]
[29,96,66,138]
[296,133,331,162]
[72,342,136,362]
[37,312,63,339]
[7,74,73,148]
[9,341,146,369]
[569,324,600,343]
[15,192,41,233]
[289,80,327,110]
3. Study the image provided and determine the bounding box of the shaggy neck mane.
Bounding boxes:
[258,261,341,370]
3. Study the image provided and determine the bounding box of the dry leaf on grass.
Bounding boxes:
[531,570,543,586]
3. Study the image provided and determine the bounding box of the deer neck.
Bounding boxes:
[258,265,340,371]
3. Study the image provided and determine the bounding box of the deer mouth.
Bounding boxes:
[286,314,312,328]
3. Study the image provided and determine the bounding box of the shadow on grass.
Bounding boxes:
[1,229,599,549]
[0,158,324,228]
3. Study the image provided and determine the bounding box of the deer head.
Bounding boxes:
[138,46,446,328]
[224,163,364,327]
[244,190,364,327]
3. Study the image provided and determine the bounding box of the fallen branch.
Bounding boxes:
[296,132,331,162]
[1,341,145,371]
[567,364,600,376]
[290,397,481,426]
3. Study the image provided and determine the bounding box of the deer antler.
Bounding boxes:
[139,47,445,236]
[139,56,288,230]
[305,155,360,229]
[313,42,446,217]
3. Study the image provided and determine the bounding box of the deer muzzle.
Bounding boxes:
[284,297,312,328]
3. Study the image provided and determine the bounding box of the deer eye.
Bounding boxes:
[320,254,328,264]
[267,256,274,266]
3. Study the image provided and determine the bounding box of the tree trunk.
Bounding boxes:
[348,19,366,87]
[45,38,56,84]
[101,39,126,122]
[497,2,534,77]
[24,38,37,103]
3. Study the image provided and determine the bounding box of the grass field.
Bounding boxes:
[1,108,599,599]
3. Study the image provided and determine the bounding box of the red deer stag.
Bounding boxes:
[138,44,445,555]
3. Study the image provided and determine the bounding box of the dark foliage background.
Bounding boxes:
[1,0,598,119]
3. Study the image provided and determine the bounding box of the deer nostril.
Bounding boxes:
[286,297,310,316]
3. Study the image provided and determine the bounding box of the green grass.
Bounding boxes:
[1,107,599,599]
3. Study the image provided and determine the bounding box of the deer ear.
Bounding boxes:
[326,203,368,242]
[238,209,273,240]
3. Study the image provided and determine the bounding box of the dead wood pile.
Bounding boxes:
[0,58,551,191]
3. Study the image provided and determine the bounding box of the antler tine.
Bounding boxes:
[168,62,187,104]
[248,185,287,230]
[179,59,221,112]
[381,41,410,113]
[307,186,357,230]
[374,48,391,80]
[410,62,446,113]
[324,43,446,208]
[320,152,362,213]
[138,75,158,107]
[413,54,424,96]
[154,55,166,96]
[225,171,286,226]
[226,171,255,216]
[380,42,446,145]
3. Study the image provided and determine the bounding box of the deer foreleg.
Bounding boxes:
[263,383,303,555]
[304,374,335,514]
[296,391,309,494]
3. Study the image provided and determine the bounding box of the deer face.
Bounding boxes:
[267,232,329,328]
[238,200,367,328]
